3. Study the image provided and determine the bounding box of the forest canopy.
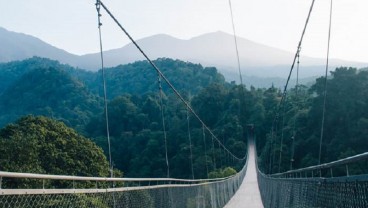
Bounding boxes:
[0,57,367,179]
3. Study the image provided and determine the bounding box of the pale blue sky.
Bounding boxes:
[1,0,367,62]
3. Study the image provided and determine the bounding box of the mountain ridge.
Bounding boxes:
[0,27,79,65]
[1,27,366,80]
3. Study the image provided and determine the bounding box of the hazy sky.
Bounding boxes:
[1,0,367,62]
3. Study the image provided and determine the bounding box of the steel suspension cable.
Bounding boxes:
[98,1,245,161]
[202,125,209,178]
[95,0,113,178]
[290,50,301,170]
[211,135,217,170]
[186,108,195,179]
[228,0,248,140]
[278,96,287,173]
[228,0,243,86]
[219,139,224,168]
[319,0,333,166]
[270,1,315,173]
[268,124,275,174]
[157,74,170,178]
[273,0,315,127]
[271,120,280,173]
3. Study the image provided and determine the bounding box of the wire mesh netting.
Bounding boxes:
[0,162,247,208]
[258,172,368,208]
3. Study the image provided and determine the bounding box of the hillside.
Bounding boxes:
[79,31,366,78]
[0,27,79,65]
[1,27,366,85]
[0,57,239,178]
[0,65,102,131]
[0,58,227,129]
[0,57,85,94]
[0,57,367,179]
[84,58,226,99]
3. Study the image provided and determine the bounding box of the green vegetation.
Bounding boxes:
[0,116,111,188]
[258,67,368,175]
[0,66,101,133]
[209,167,237,178]
[0,57,242,179]
[86,58,227,98]
[0,57,366,180]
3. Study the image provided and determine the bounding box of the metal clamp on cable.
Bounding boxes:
[95,0,102,27]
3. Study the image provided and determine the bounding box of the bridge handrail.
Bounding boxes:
[0,171,233,184]
[0,154,248,195]
[271,151,368,177]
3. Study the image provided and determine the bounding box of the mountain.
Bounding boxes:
[1,27,366,83]
[0,65,102,131]
[0,27,81,65]
[79,31,366,79]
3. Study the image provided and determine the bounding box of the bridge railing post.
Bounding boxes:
[330,168,333,178]
[346,165,349,176]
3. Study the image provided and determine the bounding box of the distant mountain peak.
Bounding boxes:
[0,27,78,65]
[1,27,366,79]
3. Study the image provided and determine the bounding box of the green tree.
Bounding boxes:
[0,116,111,188]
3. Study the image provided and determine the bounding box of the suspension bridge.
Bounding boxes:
[1,0,368,207]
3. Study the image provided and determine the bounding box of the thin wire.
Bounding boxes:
[96,2,116,207]
[219,138,224,168]
[319,0,333,165]
[290,50,301,170]
[278,96,287,173]
[99,1,246,161]
[290,135,295,170]
[228,0,243,86]
[271,125,278,174]
[95,0,113,177]
[202,125,209,178]
[157,74,170,178]
[228,0,247,134]
[211,135,217,170]
[187,108,195,179]
[268,125,275,174]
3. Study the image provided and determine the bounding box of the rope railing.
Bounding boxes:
[0,155,248,207]
[0,171,235,184]
[257,150,368,208]
[271,151,368,178]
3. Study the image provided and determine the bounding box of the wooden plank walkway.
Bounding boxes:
[224,144,264,208]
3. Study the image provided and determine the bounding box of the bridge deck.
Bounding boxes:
[224,144,263,208]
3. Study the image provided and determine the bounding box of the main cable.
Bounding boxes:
[270,0,315,170]
[98,1,246,161]
[273,0,315,127]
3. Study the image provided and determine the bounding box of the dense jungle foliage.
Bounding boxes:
[258,67,368,175]
[0,57,367,180]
